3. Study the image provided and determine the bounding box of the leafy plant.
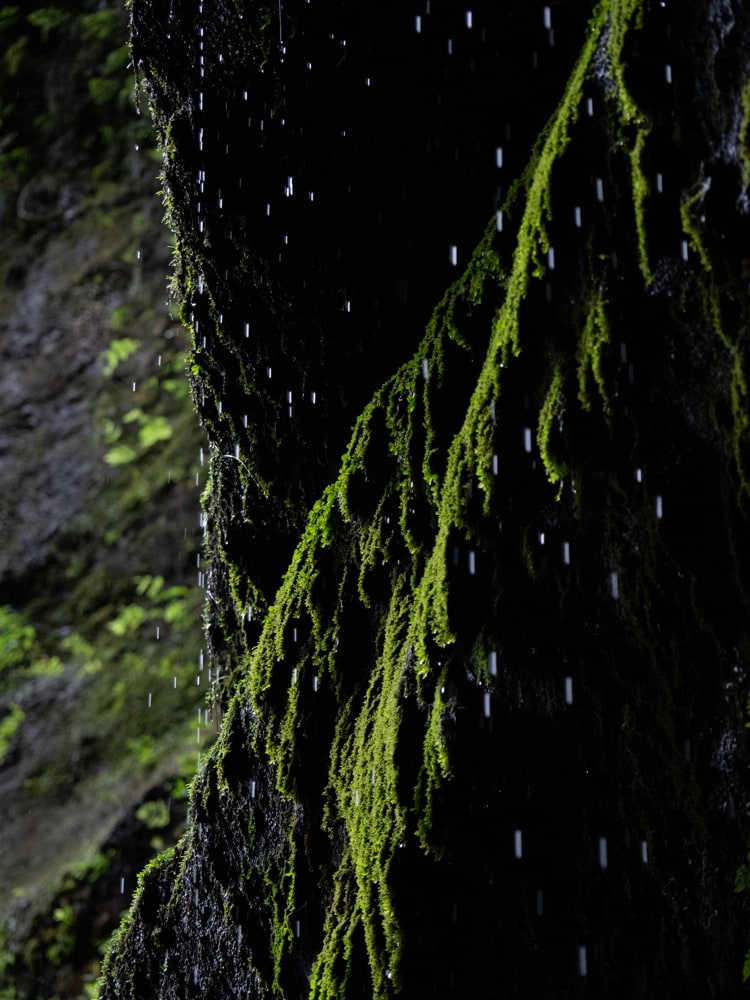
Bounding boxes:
[0,704,25,764]
[100,337,139,376]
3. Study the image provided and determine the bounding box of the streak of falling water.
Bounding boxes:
[578,946,588,977]
[598,836,608,869]
[564,676,573,705]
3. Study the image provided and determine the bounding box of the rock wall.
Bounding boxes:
[102,1,750,996]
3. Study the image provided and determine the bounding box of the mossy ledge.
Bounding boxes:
[101,1,750,996]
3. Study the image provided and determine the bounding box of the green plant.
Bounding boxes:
[26,7,69,38]
[0,704,24,764]
[100,337,138,376]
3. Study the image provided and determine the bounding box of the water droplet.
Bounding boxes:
[488,650,497,676]
[578,945,588,977]
[514,829,523,859]
[598,836,608,869]
[483,691,491,718]
[449,244,458,266]
[564,676,574,705]
[655,495,663,519]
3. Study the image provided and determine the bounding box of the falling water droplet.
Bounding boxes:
[514,829,523,859]
[578,946,588,977]
[564,676,574,705]
[598,837,608,869]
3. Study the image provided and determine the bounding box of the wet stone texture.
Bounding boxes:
[102,1,750,997]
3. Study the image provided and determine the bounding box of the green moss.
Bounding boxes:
[576,291,611,413]
[680,177,713,273]
[537,365,569,485]
[740,71,750,187]
[606,0,652,281]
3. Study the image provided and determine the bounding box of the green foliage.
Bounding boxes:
[0,703,25,764]
[135,799,170,830]
[26,7,70,37]
[100,337,139,376]
[0,605,35,674]
[0,606,63,692]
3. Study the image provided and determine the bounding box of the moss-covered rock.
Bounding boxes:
[102,0,750,996]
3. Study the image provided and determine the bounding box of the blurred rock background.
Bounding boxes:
[0,4,209,996]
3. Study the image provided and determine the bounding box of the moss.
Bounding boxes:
[680,176,713,273]
[576,290,611,414]
[606,0,652,281]
[740,71,750,187]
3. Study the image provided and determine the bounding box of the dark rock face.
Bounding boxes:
[102,0,750,996]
